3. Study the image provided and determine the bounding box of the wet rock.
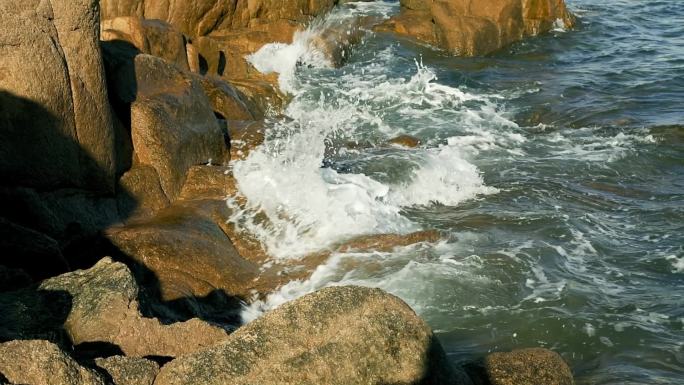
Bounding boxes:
[198,75,256,121]
[101,0,338,37]
[388,134,422,148]
[484,348,574,385]
[0,340,106,385]
[95,356,160,385]
[154,286,462,385]
[378,0,575,56]
[226,120,266,161]
[126,54,228,201]
[37,258,229,357]
[117,165,171,219]
[101,17,190,71]
[106,204,263,303]
[0,0,117,192]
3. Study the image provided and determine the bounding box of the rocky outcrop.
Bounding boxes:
[0,340,106,385]
[95,356,160,385]
[0,0,117,192]
[100,0,338,37]
[484,348,574,385]
[102,17,190,71]
[0,258,229,358]
[154,286,462,385]
[377,0,575,56]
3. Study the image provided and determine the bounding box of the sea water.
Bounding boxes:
[230,1,684,383]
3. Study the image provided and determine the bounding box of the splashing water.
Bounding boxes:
[229,1,684,384]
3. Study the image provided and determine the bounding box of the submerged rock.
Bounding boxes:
[95,356,160,385]
[154,286,463,385]
[0,340,106,385]
[484,348,574,385]
[388,134,422,148]
[377,0,575,56]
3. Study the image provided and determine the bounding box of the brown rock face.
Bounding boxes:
[101,17,190,71]
[0,0,117,192]
[154,286,462,385]
[106,203,263,303]
[379,0,575,56]
[388,134,422,148]
[0,340,106,385]
[37,258,229,358]
[126,54,228,201]
[100,0,338,37]
[484,348,575,385]
[95,356,160,385]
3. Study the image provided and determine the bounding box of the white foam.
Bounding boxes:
[666,255,684,273]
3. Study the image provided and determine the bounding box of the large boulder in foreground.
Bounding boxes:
[0,258,228,358]
[378,0,575,56]
[0,0,117,192]
[154,286,462,385]
[484,348,574,385]
[0,340,105,385]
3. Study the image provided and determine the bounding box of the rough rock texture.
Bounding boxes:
[100,0,338,37]
[485,348,574,385]
[0,340,105,385]
[102,17,190,71]
[95,356,160,385]
[378,0,575,56]
[36,258,228,357]
[199,76,256,121]
[125,54,228,201]
[0,0,117,192]
[106,202,265,304]
[117,164,171,219]
[154,286,461,385]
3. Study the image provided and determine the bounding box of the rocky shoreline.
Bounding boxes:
[1,1,576,384]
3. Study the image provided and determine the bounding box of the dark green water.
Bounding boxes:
[232,1,684,383]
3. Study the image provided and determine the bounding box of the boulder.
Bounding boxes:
[378,0,575,56]
[0,217,68,280]
[198,76,256,121]
[484,348,574,385]
[106,204,263,303]
[0,340,106,385]
[117,164,171,219]
[154,286,461,385]
[101,17,190,71]
[124,54,228,201]
[35,258,229,358]
[0,0,117,192]
[95,356,160,385]
[100,0,338,37]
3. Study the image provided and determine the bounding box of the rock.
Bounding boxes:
[388,134,421,148]
[117,164,171,219]
[101,17,190,71]
[484,348,574,385]
[198,76,256,121]
[0,265,31,292]
[106,204,263,303]
[37,258,229,358]
[226,121,266,161]
[0,340,106,385]
[95,356,160,385]
[126,54,228,201]
[378,0,575,56]
[0,217,69,280]
[154,286,461,385]
[0,0,117,192]
[100,0,338,37]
